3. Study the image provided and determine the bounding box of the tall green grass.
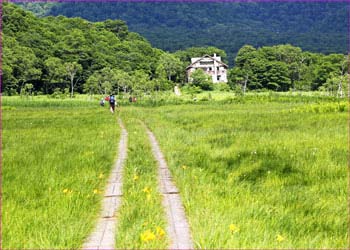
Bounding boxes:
[2,95,347,248]
[115,113,168,248]
[128,98,347,248]
[2,97,120,248]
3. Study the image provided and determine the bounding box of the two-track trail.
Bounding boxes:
[83,118,193,249]
[83,119,128,250]
[145,126,194,249]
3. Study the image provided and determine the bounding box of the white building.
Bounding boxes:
[186,54,228,83]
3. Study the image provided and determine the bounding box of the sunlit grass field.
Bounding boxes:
[124,98,348,248]
[2,97,120,248]
[2,94,348,248]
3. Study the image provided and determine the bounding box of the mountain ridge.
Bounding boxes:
[16,1,347,63]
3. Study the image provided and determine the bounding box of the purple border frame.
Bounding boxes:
[0,0,349,249]
[5,0,350,2]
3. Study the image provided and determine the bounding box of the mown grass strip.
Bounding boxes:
[2,99,120,248]
[115,113,168,248]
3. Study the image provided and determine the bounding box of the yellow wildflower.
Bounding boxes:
[229,224,240,233]
[63,189,69,194]
[93,189,100,194]
[156,226,165,238]
[140,229,156,242]
[182,165,187,170]
[133,175,139,181]
[99,173,104,179]
[142,187,151,194]
[146,194,151,201]
[276,234,285,242]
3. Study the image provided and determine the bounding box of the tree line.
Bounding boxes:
[229,45,348,97]
[3,3,348,98]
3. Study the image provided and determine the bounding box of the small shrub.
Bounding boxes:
[214,83,231,92]
[51,88,62,99]
[233,85,243,96]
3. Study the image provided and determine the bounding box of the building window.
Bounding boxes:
[209,67,212,71]
[200,61,214,65]
[217,75,221,81]
[217,67,219,71]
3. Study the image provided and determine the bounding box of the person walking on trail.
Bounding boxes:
[108,94,116,113]
[100,98,105,107]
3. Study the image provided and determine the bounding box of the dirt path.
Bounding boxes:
[146,126,194,249]
[82,119,128,250]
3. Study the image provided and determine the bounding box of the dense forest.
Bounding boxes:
[17,1,347,63]
[3,3,348,97]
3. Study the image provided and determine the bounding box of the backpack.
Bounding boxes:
[109,95,115,104]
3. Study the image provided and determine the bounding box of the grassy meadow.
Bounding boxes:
[2,93,348,248]
[122,97,348,248]
[2,97,120,248]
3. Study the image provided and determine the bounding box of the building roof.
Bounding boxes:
[186,54,228,70]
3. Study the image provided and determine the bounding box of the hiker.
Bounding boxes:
[100,98,105,106]
[109,93,116,113]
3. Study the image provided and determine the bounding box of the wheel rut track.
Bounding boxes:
[82,119,127,250]
[145,125,194,249]
[82,119,193,249]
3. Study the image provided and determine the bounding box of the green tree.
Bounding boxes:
[111,69,132,95]
[263,61,291,91]
[64,62,83,98]
[158,52,182,82]
[189,69,213,90]
[275,44,303,90]
[84,71,110,96]
[131,70,152,98]
[324,73,348,98]
[230,45,258,93]
[44,57,65,94]
[103,19,128,40]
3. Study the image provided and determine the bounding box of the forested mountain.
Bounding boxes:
[4,3,347,96]
[18,2,347,63]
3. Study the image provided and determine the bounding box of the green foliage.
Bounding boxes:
[230,44,347,93]
[102,19,129,40]
[288,102,347,114]
[16,2,58,17]
[213,83,231,92]
[5,3,348,97]
[158,53,182,82]
[34,2,347,62]
[189,69,214,91]
[181,85,203,96]
[3,3,161,96]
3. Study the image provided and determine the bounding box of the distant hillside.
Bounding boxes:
[17,2,347,63]
[3,3,165,95]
